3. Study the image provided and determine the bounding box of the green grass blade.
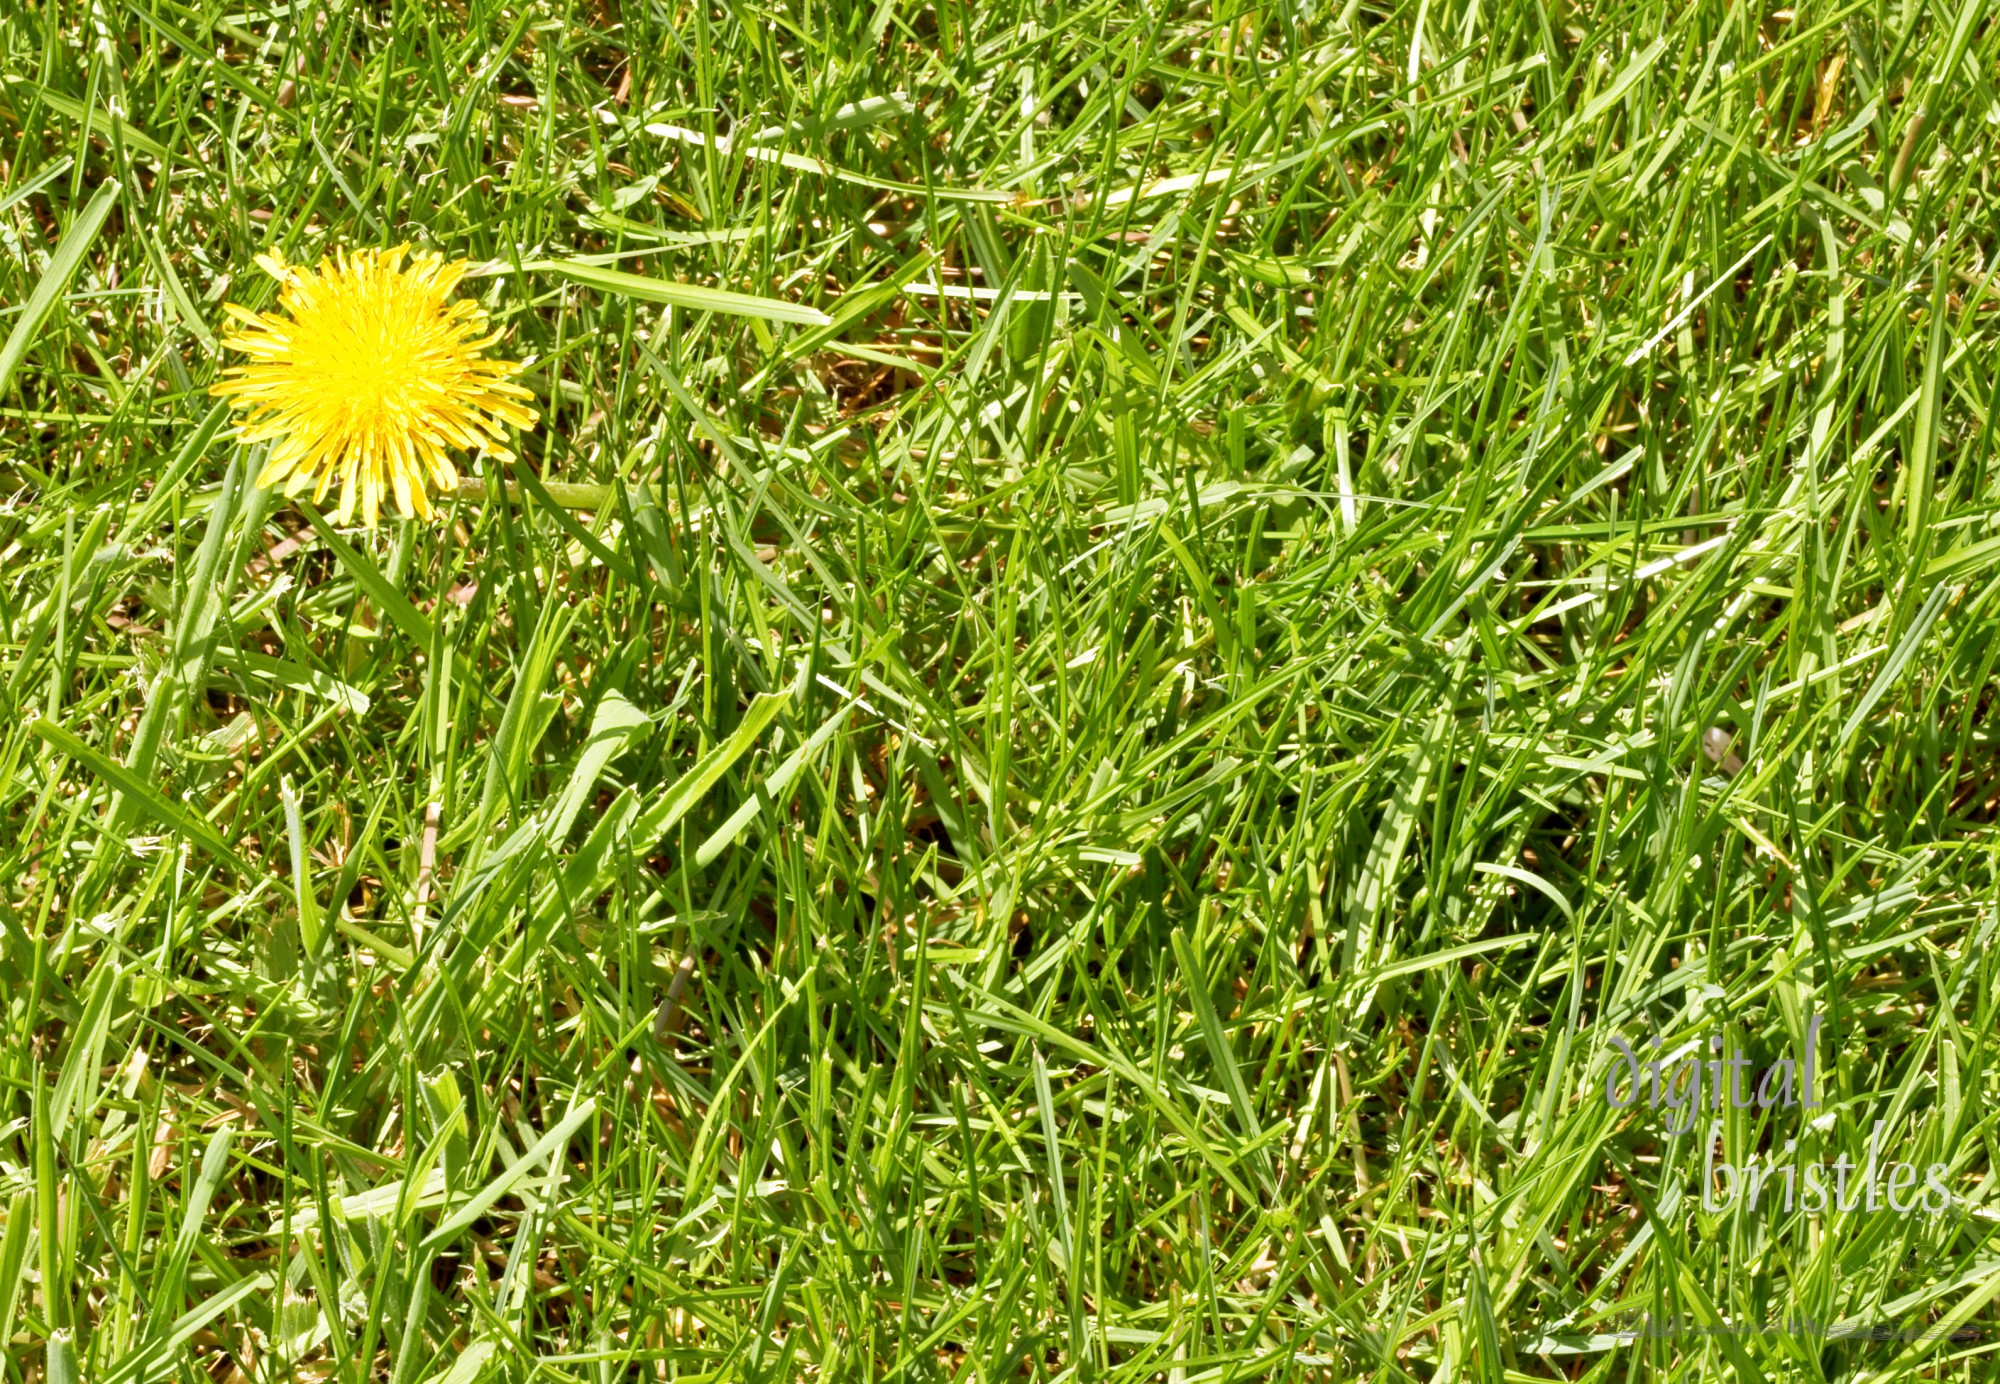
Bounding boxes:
[525,259,831,325]
[0,177,119,399]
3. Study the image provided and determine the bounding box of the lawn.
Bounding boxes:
[3,0,1999,1380]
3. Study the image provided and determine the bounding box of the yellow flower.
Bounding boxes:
[212,246,538,526]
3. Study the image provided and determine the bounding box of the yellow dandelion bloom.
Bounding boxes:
[212,245,538,527]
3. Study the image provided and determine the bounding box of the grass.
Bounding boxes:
[3,0,2000,1379]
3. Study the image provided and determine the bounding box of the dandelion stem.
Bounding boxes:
[454,478,614,510]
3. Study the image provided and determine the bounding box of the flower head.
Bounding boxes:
[212,246,538,526]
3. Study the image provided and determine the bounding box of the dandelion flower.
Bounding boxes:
[212,246,538,526]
